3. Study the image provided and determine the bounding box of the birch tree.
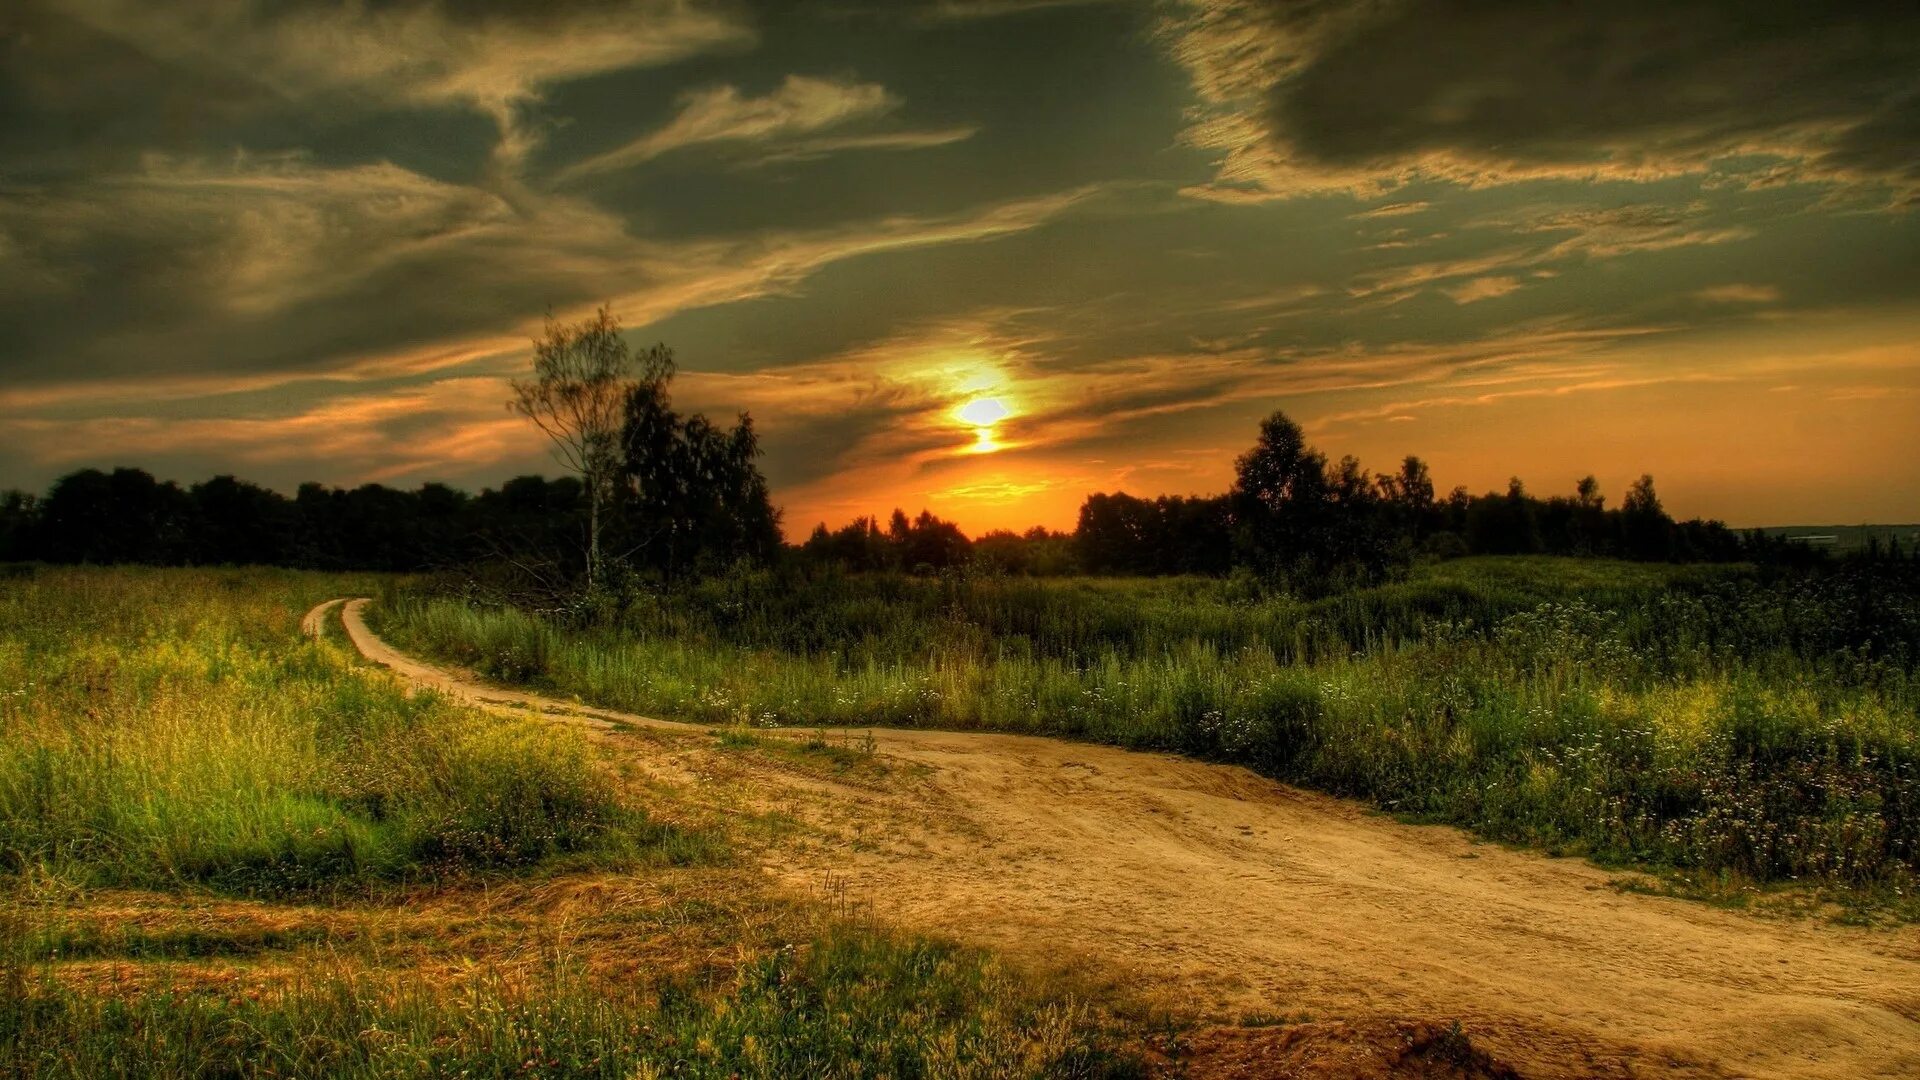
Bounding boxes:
[509,305,668,591]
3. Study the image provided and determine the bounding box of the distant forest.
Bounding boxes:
[0,411,1876,586]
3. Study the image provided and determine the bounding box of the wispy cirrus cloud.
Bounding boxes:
[747,126,980,167]
[0,146,1113,491]
[1350,201,1430,219]
[0,143,1109,390]
[34,0,754,175]
[0,377,529,485]
[1694,283,1783,305]
[555,75,923,181]
[1346,201,1755,302]
[1444,276,1523,305]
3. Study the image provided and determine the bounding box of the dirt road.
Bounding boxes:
[318,598,1920,1079]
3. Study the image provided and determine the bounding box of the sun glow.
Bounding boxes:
[954,395,1013,453]
[955,397,1011,428]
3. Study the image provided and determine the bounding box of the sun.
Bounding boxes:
[955,397,1011,428]
[953,396,1013,454]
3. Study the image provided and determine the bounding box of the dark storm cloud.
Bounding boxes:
[0,4,274,178]
[1167,0,1920,203]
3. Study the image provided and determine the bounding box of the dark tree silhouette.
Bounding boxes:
[1622,474,1673,561]
[37,468,191,565]
[0,413,1777,579]
[615,365,780,579]
[973,527,1076,575]
[190,475,294,565]
[1231,411,1352,586]
[510,307,669,590]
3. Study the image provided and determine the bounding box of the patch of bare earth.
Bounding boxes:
[314,599,1920,1079]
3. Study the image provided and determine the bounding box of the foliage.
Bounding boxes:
[510,305,671,590]
[800,509,973,575]
[1075,494,1230,576]
[0,408,1840,587]
[616,369,781,580]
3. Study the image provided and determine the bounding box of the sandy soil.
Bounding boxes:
[319,598,1920,1080]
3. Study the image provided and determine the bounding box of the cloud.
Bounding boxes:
[0,146,1110,495]
[556,75,908,181]
[0,143,1107,389]
[918,0,1121,19]
[1350,201,1430,219]
[1694,283,1782,304]
[746,127,980,166]
[30,0,753,175]
[0,376,531,486]
[1161,0,1920,204]
[0,151,633,383]
[1444,276,1523,304]
[1345,200,1755,301]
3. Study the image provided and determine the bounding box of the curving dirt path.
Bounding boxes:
[316,598,1920,1079]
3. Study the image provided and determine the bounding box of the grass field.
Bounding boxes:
[377,557,1920,914]
[0,567,1147,1078]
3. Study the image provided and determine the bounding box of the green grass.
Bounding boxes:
[0,929,1141,1080]
[377,557,1920,912]
[0,567,708,895]
[0,566,1150,1077]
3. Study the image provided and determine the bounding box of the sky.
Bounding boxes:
[2,0,1916,535]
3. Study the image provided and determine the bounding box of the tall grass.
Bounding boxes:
[0,928,1140,1079]
[0,567,1150,1077]
[379,557,1920,900]
[0,567,705,894]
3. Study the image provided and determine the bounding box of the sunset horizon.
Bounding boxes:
[4,1,1917,535]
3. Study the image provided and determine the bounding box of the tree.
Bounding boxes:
[1466,478,1543,555]
[1575,475,1604,511]
[0,490,39,562]
[616,366,781,579]
[1570,475,1608,555]
[189,474,293,565]
[1621,473,1673,561]
[974,527,1077,575]
[509,306,669,590]
[37,467,192,565]
[1075,492,1155,574]
[1376,455,1436,541]
[802,516,891,571]
[1230,411,1335,583]
[897,510,971,572]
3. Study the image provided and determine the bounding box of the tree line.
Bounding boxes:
[1,308,780,583]
[0,468,580,572]
[791,411,1799,586]
[1076,412,1750,583]
[0,409,1847,582]
[0,306,1870,586]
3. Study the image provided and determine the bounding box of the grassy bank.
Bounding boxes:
[0,567,702,894]
[377,557,1920,911]
[0,567,1147,1078]
[2,928,1136,1079]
